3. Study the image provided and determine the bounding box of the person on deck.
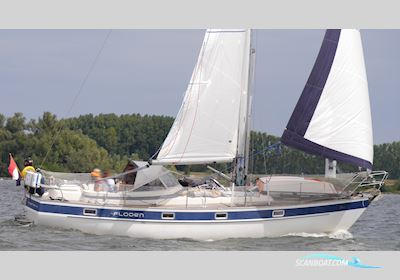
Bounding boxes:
[91,168,103,191]
[103,170,116,192]
[255,177,266,193]
[21,158,35,179]
[22,158,44,196]
[91,168,101,181]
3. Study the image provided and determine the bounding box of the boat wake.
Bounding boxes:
[14,214,33,227]
[283,230,353,240]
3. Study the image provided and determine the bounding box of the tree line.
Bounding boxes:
[0,112,399,179]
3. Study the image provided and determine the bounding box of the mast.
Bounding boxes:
[244,41,256,183]
[233,29,255,186]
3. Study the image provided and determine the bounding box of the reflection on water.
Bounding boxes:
[0,179,399,250]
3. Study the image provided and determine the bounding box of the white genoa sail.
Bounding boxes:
[281,29,373,169]
[153,29,252,165]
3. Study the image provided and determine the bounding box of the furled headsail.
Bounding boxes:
[281,29,373,169]
[153,29,252,165]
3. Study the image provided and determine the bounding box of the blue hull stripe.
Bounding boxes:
[26,197,369,221]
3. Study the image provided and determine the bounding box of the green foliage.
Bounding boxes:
[381,180,400,193]
[374,142,400,178]
[0,114,5,128]
[248,131,358,175]
[63,113,174,160]
[0,112,399,180]
[394,180,400,192]
[0,112,127,176]
[183,165,191,175]
[5,113,25,133]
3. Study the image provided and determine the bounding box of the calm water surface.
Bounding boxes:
[0,179,399,250]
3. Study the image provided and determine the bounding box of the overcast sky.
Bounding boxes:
[0,30,398,144]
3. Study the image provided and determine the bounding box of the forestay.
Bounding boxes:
[153,29,252,165]
[281,29,373,169]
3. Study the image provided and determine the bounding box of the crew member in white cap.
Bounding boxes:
[255,177,266,193]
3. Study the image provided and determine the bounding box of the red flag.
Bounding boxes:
[8,154,20,180]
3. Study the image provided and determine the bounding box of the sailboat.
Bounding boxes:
[23,29,387,240]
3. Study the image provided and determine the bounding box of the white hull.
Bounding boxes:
[24,196,367,240]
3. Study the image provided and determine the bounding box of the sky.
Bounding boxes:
[0,29,398,144]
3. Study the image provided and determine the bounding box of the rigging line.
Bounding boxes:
[39,30,113,168]
[251,142,281,157]
[102,164,149,180]
[149,145,162,162]
[262,134,268,174]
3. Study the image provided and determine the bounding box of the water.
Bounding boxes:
[1,179,399,250]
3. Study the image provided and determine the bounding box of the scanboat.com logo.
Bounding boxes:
[296,253,381,269]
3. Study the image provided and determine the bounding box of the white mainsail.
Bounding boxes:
[153,29,252,165]
[282,29,373,169]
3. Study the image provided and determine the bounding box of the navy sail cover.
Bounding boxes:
[281,29,373,170]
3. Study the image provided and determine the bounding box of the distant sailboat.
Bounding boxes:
[23,29,387,240]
